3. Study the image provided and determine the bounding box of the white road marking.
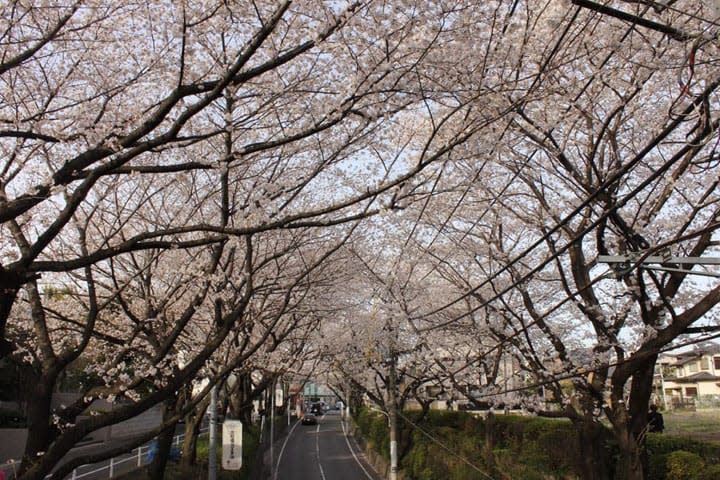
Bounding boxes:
[274,419,301,480]
[277,413,375,480]
[316,422,327,480]
[341,415,376,480]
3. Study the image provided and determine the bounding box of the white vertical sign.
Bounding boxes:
[222,420,243,470]
[275,388,284,407]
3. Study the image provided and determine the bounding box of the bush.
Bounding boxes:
[648,434,720,464]
[494,448,548,480]
[355,408,390,459]
[353,409,720,480]
[647,434,720,479]
[698,464,720,480]
[666,451,704,480]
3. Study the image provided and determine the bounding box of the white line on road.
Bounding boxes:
[274,419,301,480]
[341,415,376,480]
[316,422,327,480]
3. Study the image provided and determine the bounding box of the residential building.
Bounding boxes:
[655,343,720,408]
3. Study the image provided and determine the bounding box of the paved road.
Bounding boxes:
[274,411,381,480]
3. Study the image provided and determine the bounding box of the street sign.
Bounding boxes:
[222,420,243,470]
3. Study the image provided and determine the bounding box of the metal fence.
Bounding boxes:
[1,427,209,480]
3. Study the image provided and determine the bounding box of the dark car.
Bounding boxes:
[301,413,317,425]
[310,403,324,415]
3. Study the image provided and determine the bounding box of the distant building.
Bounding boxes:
[303,381,335,405]
[655,343,720,408]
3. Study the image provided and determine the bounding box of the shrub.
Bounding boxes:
[355,408,390,459]
[647,434,720,464]
[353,409,719,480]
[494,448,547,480]
[698,464,720,480]
[647,434,720,479]
[666,451,704,480]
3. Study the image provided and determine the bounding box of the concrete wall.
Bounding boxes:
[0,404,162,464]
[109,405,162,439]
[0,428,28,464]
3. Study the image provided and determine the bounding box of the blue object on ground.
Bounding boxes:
[146,441,181,463]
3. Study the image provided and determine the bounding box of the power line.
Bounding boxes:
[415,101,720,332]
[395,409,497,480]
[447,331,720,402]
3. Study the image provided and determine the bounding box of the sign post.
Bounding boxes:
[222,420,243,471]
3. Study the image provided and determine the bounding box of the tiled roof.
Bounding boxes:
[665,371,720,383]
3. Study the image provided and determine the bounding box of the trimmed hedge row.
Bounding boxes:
[354,409,720,480]
[647,435,720,480]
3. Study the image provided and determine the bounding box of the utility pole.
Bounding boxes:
[387,323,399,480]
[208,384,218,480]
[270,378,276,479]
[658,363,668,410]
[388,356,398,480]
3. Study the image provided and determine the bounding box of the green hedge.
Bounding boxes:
[647,435,720,480]
[354,409,720,480]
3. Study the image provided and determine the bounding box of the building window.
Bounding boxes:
[685,387,698,398]
[688,362,699,373]
[700,357,710,370]
[714,357,720,370]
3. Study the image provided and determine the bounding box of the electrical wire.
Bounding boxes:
[415,105,720,332]
[458,330,720,401]
[395,409,497,480]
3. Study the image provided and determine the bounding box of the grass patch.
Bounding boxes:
[115,425,259,480]
[664,409,720,437]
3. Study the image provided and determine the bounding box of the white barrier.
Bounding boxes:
[0,427,208,480]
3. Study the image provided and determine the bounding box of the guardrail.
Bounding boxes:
[1,427,209,480]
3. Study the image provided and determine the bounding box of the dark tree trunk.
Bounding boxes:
[230,372,256,425]
[575,420,611,480]
[19,373,54,475]
[147,401,177,480]
[0,268,25,360]
[612,355,658,480]
[483,411,496,474]
[180,413,201,468]
[180,394,211,468]
[147,426,174,480]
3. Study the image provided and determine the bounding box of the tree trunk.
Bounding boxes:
[180,394,211,468]
[180,413,201,467]
[147,401,176,480]
[614,427,644,480]
[19,374,54,476]
[483,411,496,474]
[576,420,611,480]
[610,355,657,480]
[0,268,23,360]
[228,372,255,426]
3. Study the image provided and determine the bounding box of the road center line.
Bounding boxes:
[316,422,327,480]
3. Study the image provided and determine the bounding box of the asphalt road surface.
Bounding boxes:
[274,411,382,480]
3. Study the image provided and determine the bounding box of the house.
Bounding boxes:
[655,343,720,408]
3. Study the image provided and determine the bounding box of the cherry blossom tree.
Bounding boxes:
[1,1,518,478]
[413,2,720,479]
[4,2,718,480]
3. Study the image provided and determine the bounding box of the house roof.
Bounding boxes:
[665,371,720,383]
[660,343,720,366]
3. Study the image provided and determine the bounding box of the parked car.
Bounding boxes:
[301,413,317,425]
